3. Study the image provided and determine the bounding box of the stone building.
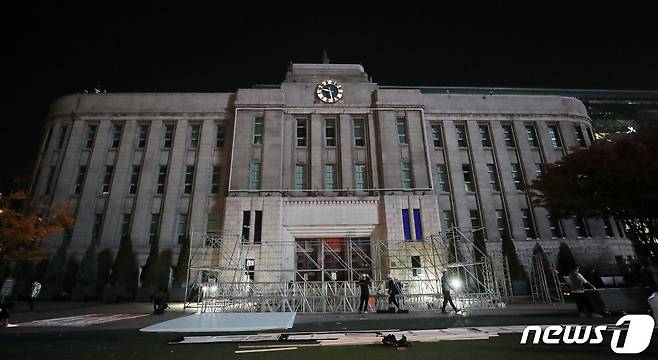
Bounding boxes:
[30,62,635,283]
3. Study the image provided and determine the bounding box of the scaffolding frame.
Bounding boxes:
[184,227,510,313]
[529,254,564,304]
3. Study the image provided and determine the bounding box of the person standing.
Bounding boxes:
[568,266,597,317]
[29,281,41,311]
[357,273,371,313]
[387,275,400,311]
[441,271,459,314]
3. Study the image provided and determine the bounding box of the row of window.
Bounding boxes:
[63,122,227,152]
[90,211,189,246]
[70,164,222,197]
[430,122,591,150]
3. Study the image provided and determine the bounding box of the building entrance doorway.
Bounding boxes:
[295,238,371,281]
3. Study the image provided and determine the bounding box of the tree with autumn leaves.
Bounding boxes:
[0,191,74,269]
[529,125,658,265]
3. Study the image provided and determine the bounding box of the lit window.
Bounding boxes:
[183,166,195,194]
[574,125,586,147]
[548,214,564,238]
[325,119,336,146]
[295,164,306,191]
[85,124,97,149]
[253,117,264,145]
[401,161,412,189]
[353,118,365,146]
[249,162,261,190]
[137,124,149,148]
[397,117,408,144]
[156,166,168,194]
[487,164,500,191]
[548,125,562,148]
[163,124,174,148]
[442,210,454,232]
[455,124,467,147]
[479,125,492,147]
[502,125,515,147]
[296,119,307,147]
[437,164,449,192]
[526,125,539,147]
[241,211,251,243]
[325,164,336,190]
[522,209,536,239]
[575,216,590,238]
[535,163,543,178]
[216,124,225,148]
[431,124,443,147]
[511,163,525,190]
[101,165,114,194]
[111,124,122,149]
[462,164,475,192]
[211,166,221,194]
[496,209,509,240]
[189,125,200,148]
[129,166,140,195]
[355,164,367,190]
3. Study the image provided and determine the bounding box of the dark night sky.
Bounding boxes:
[2,4,657,193]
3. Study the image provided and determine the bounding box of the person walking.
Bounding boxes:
[29,281,41,311]
[357,273,371,313]
[568,266,598,317]
[441,271,459,314]
[387,275,401,311]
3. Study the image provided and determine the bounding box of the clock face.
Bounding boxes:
[316,80,344,103]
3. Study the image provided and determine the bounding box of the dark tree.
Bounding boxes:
[96,249,114,292]
[140,237,159,288]
[173,236,190,288]
[530,126,658,264]
[110,237,139,296]
[43,237,69,290]
[77,243,97,288]
[154,249,173,291]
[502,233,527,280]
[63,258,79,293]
[557,242,578,276]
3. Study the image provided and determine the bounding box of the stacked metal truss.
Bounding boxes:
[183,227,511,313]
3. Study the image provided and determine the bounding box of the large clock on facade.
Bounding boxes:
[316,80,344,103]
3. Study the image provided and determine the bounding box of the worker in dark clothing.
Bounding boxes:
[357,273,371,313]
[441,271,459,314]
[153,289,169,315]
[387,275,400,311]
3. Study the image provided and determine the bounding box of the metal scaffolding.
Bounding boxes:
[184,227,510,313]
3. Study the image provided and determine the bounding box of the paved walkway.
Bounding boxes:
[0,300,602,333]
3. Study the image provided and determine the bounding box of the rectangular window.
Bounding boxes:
[479,124,492,147]
[526,125,539,147]
[121,213,132,240]
[189,124,200,148]
[431,124,443,147]
[522,208,536,239]
[101,165,114,194]
[413,209,423,240]
[402,209,411,240]
[455,124,467,147]
[575,216,590,238]
[211,166,221,194]
[603,218,614,237]
[156,166,168,194]
[548,214,564,238]
[137,124,149,149]
[183,166,195,194]
[502,124,515,147]
[487,164,500,191]
[535,163,543,178]
[296,119,307,147]
[355,164,367,190]
[325,164,337,190]
[496,209,509,240]
[249,162,261,190]
[548,125,562,148]
[92,214,103,245]
[45,166,56,194]
[129,166,141,195]
[85,124,97,149]
[163,124,174,148]
[511,163,525,190]
[177,214,189,244]
[462,164,475,192]
[74,166,87,194]
[58,125,68,149]
[353,118,365,146]
[111,124,122,149]
[241,211,251,243]
[254,210,262,244]
[216,124,225,148]
[149,213,160,244]
[325,118,336,146]
[437,164,449,192]
[207,215,218,233]
[575,125,587,147]
[442,210,454,232]
[253,117,264,145]
[396,117,408,144]
[295,164,306,191]
[615,218,625,238]
[401,161,412,189]
[411,255,421,269]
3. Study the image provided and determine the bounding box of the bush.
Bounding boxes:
[557,242,578,276]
